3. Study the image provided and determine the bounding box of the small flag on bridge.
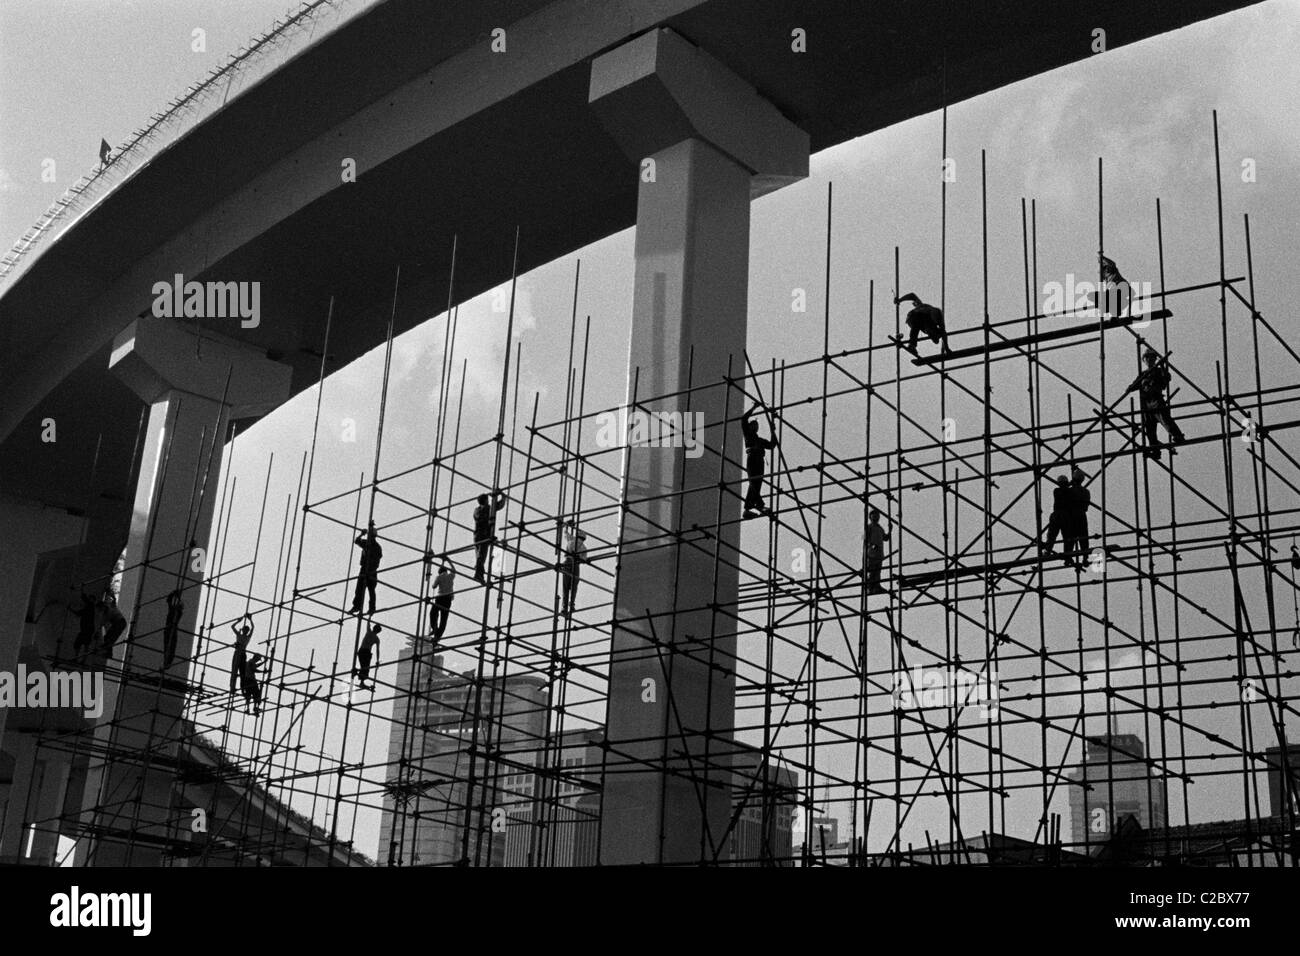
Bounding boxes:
[99,139,112,166]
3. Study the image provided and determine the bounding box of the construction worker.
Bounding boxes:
[560,521,588,616]
[895,293,948,355]
[1097,253,1130,316]
[1123,348,1185,460]
[1062,467,1091,568]
[240,652,267,716]
[162,588,184,668]
[100,593,127,655]
[866,507,890,593]
[355,623,381,690]
[230,613,254,695]
[473,490,507,583]
[1041,474,1071,554]
[349,522,383,616]
[72,591,100,655]
[428,556,455,643]
[741,405,778,518]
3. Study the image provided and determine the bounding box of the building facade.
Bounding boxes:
[1068,733,1168,852]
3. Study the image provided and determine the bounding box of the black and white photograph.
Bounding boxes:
[0,0,1296,939]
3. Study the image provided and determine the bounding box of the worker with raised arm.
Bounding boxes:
[230,613,254,695]
[349,521,383,616]
[1123,348,1185,460]
[473,490,507,583]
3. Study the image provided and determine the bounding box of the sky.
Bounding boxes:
[4,0,1300,862]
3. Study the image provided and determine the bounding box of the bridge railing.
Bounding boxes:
[0,0,379,289]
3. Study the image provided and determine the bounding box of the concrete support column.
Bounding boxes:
[83,317,290,866]
[0,496,84,863]
[0,496,84,741]
[589,29,807,864]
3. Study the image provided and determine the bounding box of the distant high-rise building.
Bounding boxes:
[727,748,799,866]
[1263,743,1300,819]
[378,649,605,866]
[1068,733,1167,851]
[378,647,797,865]
[378,650,553,866]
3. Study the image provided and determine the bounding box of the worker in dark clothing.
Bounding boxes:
[230,613,254,695]
[560,522,588,616]
[741,405,778,518]
[1062,467,1091,569]
[162,588,184,669]
[473,490,507,583]
[1123,348,1185,460]
[895,293,949,355]
[1042,475,1071,554]
[100,593,127,655]
[1098,253,1130,316]
[428,556,455,643]
[866,508,890,593]
[349,522,383,616]
[1291,544,1300,571]
[355,623,381,690]
[72,591,100,655]
[240,652,267,716]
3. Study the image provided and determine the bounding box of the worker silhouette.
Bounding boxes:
[349,522,383,616]
[162,588,185,669]
[1123,349,1185,460]
[240,652,266,716]
[473,490,507,583]
[428,555,455,643]
[72,591,100,655]
[1289,544,1299,571]
[1042,474,1071,555]
[741,405,778,518]
[100,593,127,655]
[1061,467,1091,569]
[895,293,949,355]
[866,507,890,593]
[1098,253,1131,316]
[560,521,588,616]
[355,623,381,690]
[230,613,254,695]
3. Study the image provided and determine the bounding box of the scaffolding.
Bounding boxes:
[14,111,1300,868]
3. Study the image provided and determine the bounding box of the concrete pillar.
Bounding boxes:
[0,497,84,742]
[0,496,84,863]
[83,317,290,865]
[589,29,807,864]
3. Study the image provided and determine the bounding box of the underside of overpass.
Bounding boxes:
[0,0,1269,867]
[0,0,1261,522]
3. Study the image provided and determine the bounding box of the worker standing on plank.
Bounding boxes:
[1123,348,1185,461]
[895,293,949,355]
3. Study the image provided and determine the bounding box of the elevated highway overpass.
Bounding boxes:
[0,0,1262,865]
